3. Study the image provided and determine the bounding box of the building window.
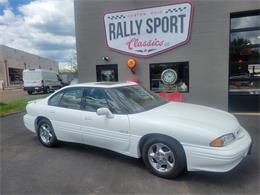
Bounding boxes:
[150,62,189,93]
[96,64,118,82]
[229,10,260,112]
[8,68,23,85]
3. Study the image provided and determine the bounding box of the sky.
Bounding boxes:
[0,0,75,70]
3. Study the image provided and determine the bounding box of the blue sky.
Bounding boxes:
[3,0,32,13]
[0,0,76,70]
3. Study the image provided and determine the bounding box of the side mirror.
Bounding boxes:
[96,107,114,119]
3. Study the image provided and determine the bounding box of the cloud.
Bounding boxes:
[19,0,75,36]
[0,9,17,24]
[0,0,8,6]
[0,0,75,69]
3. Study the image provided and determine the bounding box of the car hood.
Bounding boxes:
[146,102,240,134]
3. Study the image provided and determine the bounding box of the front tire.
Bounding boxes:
[142,136,186,179]
[43,87,50,94]
[37,119,58,147]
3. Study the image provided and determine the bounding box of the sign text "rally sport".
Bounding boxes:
[108,15,186,41]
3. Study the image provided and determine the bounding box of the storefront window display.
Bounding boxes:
[229,10,260,112]
[150,62,189,93]
[229,10,260,94]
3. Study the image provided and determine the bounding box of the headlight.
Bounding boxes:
[210,133,235,147]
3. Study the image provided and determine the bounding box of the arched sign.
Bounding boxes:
[104,1,194,58]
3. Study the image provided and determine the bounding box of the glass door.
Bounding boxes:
[229,10,260,112]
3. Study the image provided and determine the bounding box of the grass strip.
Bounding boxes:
[0,95,48,117]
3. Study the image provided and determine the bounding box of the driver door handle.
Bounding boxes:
[120,130,129,134]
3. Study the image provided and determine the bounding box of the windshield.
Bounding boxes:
[109,85,167,113]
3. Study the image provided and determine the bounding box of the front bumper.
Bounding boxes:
[24,86,44,92]
[184,127,252,172]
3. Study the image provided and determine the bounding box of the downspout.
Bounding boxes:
[4,59,9,87]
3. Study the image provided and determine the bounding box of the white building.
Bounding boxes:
[0,45,59,87]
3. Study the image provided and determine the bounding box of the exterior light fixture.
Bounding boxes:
[127,58,137,74]
[102,56,110,61]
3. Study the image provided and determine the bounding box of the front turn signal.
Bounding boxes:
[210,133,235,147]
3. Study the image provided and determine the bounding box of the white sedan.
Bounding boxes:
[24,82,252,179]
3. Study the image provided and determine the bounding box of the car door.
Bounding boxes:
[80,87,130,152]
[46,87,85,144]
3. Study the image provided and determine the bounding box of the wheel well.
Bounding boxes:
[138,133,185,157]
[35,116,50,130]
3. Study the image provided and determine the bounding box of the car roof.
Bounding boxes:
[67,82,138,88]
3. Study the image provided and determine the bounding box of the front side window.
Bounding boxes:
[111,85,167,113]
[82,88,108,112]
[104,90,128,114]
[59,88,83,110]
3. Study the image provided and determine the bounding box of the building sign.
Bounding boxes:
[104,1,194,57]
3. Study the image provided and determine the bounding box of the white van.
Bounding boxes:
[23,69,62,94]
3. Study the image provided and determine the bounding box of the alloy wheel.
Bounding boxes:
[39,123,53,144]
[147,143,175,173]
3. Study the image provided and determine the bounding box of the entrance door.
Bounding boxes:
[96,64,118,82]
[229,10,260,112]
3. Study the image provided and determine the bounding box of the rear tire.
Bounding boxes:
[37,118,58,147]
[27,91,33,95]
[142,136,186,179]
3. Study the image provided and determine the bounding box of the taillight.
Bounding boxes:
[41,80,44,86]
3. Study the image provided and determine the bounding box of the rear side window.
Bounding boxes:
[48,91,64,106]
[59,88,83,110]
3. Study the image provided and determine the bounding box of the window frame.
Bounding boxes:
[96,64,118,82]
[48,86,130,114]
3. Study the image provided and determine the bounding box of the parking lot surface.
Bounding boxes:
[1,112,259,194]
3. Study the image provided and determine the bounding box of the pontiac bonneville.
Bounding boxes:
[24,82,252,179]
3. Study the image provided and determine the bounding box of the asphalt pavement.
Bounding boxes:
[1,112,259,194]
